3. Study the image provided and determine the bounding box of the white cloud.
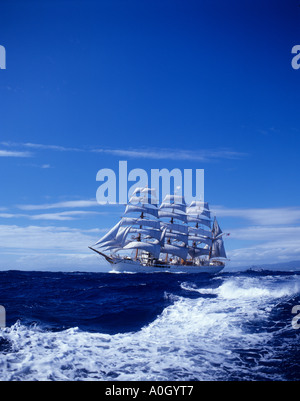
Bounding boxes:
[29,210,102,221]
[21,142,82,152]
[0,225,109,271]
[0,210,103,221]
[212,205,300,225]
[1,141,246,161]
[93,147,246,162]
[228,240,300,267]
[0,150,32,157]
[0,213,21,219]
[18,199,99,211]
[0,224,103,251]
[226,225,300,267]
[229,225,300,241]
[0,141,81,152]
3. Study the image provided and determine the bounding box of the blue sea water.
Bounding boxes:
[0,269,299,381]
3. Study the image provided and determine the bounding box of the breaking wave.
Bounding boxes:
[0,271,300,380]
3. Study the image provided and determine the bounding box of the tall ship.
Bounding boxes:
[89,187,229,274]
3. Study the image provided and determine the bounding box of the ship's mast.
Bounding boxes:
[90,188,228,266]
[135,211,143,261]
[208,219,214,260]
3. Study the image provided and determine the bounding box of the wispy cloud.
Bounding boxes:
[1,141,246,162]
[0,224,103,251]
[17,199,99,211]
[21,142,82,152]
[92,147,246,162]
[0,210,102,221]
[0,224,110,271]
[211,206,300,266]
[229,225,300,241]
[226,224,300,266]
[212,206,300,225]
[0,149,32,157]
[229,238,300,266]
[29,210,101,221]
[0,141,82,152]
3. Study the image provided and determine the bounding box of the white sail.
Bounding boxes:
[141,187,157,196]
[187,208,211,219]
[123,241,161,259]
[188,247,210,258]
[188,235,212,246]
[162,194,186,205]
[188,226,211,238]
[158,209,187,223]
[126,227,161,241]
[211,237,227,258]
[160,243,188,260]
[124,204,158,218]
[101,244,122,252]
[115,225,132,244]
[96,225,131,251]
[160,202,186,212]
[161,221,188,235]
[94,222,121,246]
[187,215,211,228]
[89,187,228,271]
[130,187,158,205]
[165,231,188,244]
[121,217,160,230]
[212,217,223,238]
[188,200,209,210]
[187,201,211,223]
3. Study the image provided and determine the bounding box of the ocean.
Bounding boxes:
[0,269,299,381]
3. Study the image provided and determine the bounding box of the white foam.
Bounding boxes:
[218,277,300,300]
[181,282,218,295]
[0,275,299,381]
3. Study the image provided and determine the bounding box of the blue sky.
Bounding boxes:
[0,0,300,270]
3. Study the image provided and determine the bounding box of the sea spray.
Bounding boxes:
[0,270,299,380]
